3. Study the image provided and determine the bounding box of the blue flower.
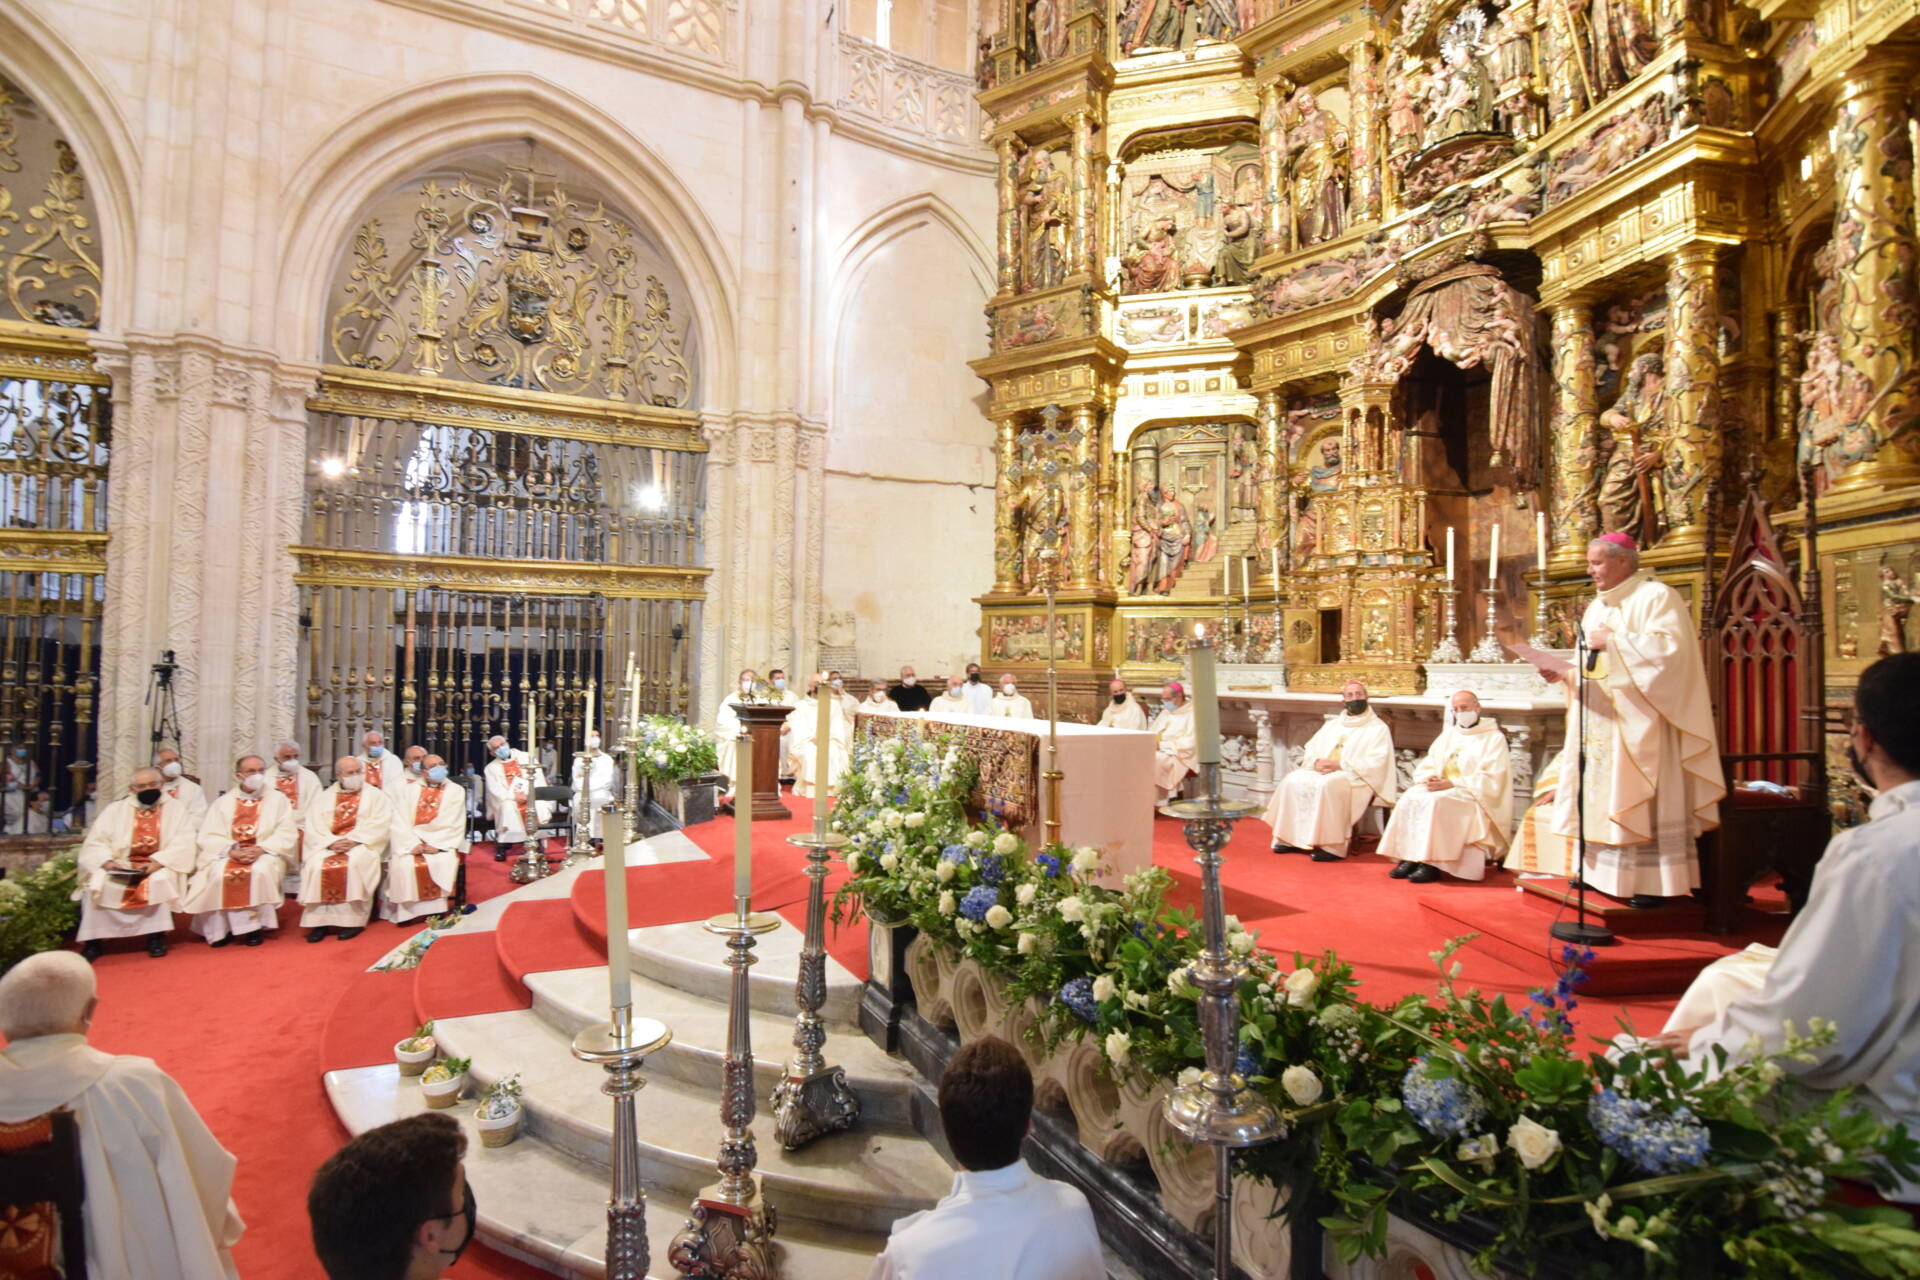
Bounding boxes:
[1402,1059,1490,1138]
[940,845,970,865]
[1060,976,1099,1023]
[1587,1089,1710,1173]
[1235,1043,1262,1077]
[978,854,1005,884]
[958,886,998,923]
[1035,853,1063,878]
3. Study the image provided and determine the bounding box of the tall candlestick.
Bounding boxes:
[812,675,831,837]
[527,695,538,762]
[1191,625,1221,765]
[1535,510,1549,572]
[1242,555,1251,603]
[1488,523,1501,587]
[734,732,753,901]
[604,816,632,1008]
[585,685,596,738]
[1446,526,1456,582]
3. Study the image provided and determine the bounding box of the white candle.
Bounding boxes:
[1536,510,1549,571]
[1243,555,1252,603]
[584,685,595,739]
[1270,545,1279,587]
[734,730,752,901]
[526,696,537,762]
[1445,526,1455,582]
[1488,523,1500,587]
[813,674,831,835]
[1191,625,1220,766]
[604,816,631,1009]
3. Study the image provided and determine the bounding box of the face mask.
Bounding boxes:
[135,787,163,808]
[967,672,981,683]
[1455,710,1479,728]
[1112,692,1126,705]
[1849,743,1878,796]
[831,679,844,691]
[12,749,25,759]
[433,1182,477,1267]
[772,678,787,691]
[340,774,364,792]
[495,746,512,760]
[741,680,753,692]
[278,757,300,773]
[240,772,267,793]
[159,761,183,779]
[409,760,424,773]
[586,735,602,750]
[1002,684,1016,695]
[427,765,449,784]
[366,744,384,758]
[902,676,917,687]
[1344,699,1369,715]
[947,687,962,698]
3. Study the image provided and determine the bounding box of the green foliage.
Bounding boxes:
[477,1072,523,1119]
[421,1055,471,1083]
[398,1021,436,1052]
[0,850,80,972]
[631,715,718,785]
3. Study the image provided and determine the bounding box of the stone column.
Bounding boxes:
[992,414,1022,592]
[995,137,1020,295]
[1546,301,1599,570]
[1257,389,1285,579]
[1259,80,1292,254]
[1660,244,1722,549]
[1067,404,1102,590]
[1344,42,1382,225]
[1070,110,1097,280]
[1825,53,1920,494]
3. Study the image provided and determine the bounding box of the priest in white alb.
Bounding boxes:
[483,734,550,862]
[571,730,619,844]
[1379,691,1513,884]
[181,755,298,947]
[1151,681,1198,803]
[357,729,408,808]
[792,674,853,800]
[298,756,394,942]
[76,767,198,960]
[991,674,1034,719]
[1265,681,1397,861]
[1098,677,1149,730]
[715,668,756,790]
[931,674,971,715]
[1534,534,1725,908]
[154,746,208,829]
[382,753,465,924]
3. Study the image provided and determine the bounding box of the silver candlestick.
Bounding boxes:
[1468,583,1507,662]
[572,1005,674,1280]
[668,900,781,1275]
[567,750,595,866]
[621,735,643,841]
[1428,583,1464,663]
[774,827,859,1149]
[1264,590,1286,664]
[1530,567,1553,647]
[1160,764,1281,1280]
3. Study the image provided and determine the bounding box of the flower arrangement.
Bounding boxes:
[0,850,79,971]
[630,715,718,785]
[476,1072,524,1120]
[828,761,1920,1277]
[399,1021,436,1054]
[421,1054,470,1084]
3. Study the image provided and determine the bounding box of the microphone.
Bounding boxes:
[1577,621,1599,673]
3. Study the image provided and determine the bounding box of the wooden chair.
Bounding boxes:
[0,1110,85,1280]
[1699,483,1829,935]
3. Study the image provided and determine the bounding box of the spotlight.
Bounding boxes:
[318,457,348,479]
[636,484,666,512]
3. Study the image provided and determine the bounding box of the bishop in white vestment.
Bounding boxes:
[1151,683,1198,802]
[1379,692,1513,883]
[571,734,619,841]
[76,769,198,957]
[181,757,298,944]
[991,676,1035,719]
[154,747,208,830]
[792,679,853,800]
[298,758,394,940]
[715,669,756,784]
[1265,683,1397,860]
[1540,536,1725,905]
[483,735,551,859]
[383,754,466,923]
[1098,678,1149,731]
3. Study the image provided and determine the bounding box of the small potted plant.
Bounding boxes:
[474,1073,524,1147]
[420,1055,471,1109]
[395,1021,437,1076]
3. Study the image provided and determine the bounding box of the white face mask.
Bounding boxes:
[831,679,844,691]
[586,735,602,750]
[1002,684,1016,695]
[901,676,917,687]
[947,687,963,698]
[1455,710,1480,728]
[278,757,300,773]
[339,774,364,792]
[240,772,267,793]
[741,680,754,692]
[408,759,424,773]
[159,761,183,779]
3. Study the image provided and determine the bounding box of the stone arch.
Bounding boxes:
[273,72,739,403]
[0,5,139,333]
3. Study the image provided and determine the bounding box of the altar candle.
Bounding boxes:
[1243,555,1252,602]
[813,673,831,834]
[1488,523,1500,587]
[584,684,595,739]
[526,695,537,760]
[1535,510,1549,571]
[1270,546,1279,588]
[604,815,632,1009]
[1446,526,1455,582]
[1192,624,1221,766]
[734,732,753,902]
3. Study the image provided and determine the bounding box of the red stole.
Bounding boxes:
[123,807,162,908]
[503,759,530,829]
[222,797,263,908]
[365,760,384,790]
[412,784,447,900]
[275,772,299,803]
[319,791,363,903]
[0,1115,58,1274]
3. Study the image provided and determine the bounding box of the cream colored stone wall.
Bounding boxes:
[1,0,994,781]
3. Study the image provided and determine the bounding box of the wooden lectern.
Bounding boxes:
[734,703,795,821]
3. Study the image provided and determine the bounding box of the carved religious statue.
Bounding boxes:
[1119,0,1238,53]
[1796,329,1875,493]
[1879,563,1917,655]
[1589,0,1659,95]
[1214,200,1259,284]
[1423,10,1497,145]
[1020,149,1071,292]
[1287,91,1349,247]
[1595,352,1666,546]
[1028,0,1070,63]
[1019,480,1069,591]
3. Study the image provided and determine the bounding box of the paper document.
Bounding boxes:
[1508,643,1573,676]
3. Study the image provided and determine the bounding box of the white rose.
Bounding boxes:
[879,852,899,872]
[1015,883,1038,906]
[1280,1064,1322,1106]
[904,812,925,829]
[1283,968,1319,1007]
[1168,966,1196,997]
[845,851,863,873]
[1058,895,1085,922]
[1507,1116,1562,1171]
[885,810,905,830]
[993,832,1018,855]
[1228,931,1255,956]
[1092,974,1116,1004]
[965,830,988,849]
[935,861,956,883]
[1104,1031,1132,1067]
[985,904,1013,930]
[1457,1134,1501,1170]
[1071,846,1101,874]
[1224,913,1242,932]
[866,819,885,836]
[1178,1066,1204,1086]
[938,890,956,915]
[1017,931,1037,955]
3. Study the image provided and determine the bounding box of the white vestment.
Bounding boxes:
[483,753,551,844]
[382,780,467,923]
[715,693,747,782]
[356,753,409,808]
[1377,718,1514,880]
[181,788,298,939]
[0,1034,244,1279]
[1507,744,1573,876]
[1098,695,1149,731]
[864,693,898,714]
[1685,780,1920,1199]
[930,691,971,717]
[991,691,1036,718]
[1551,571,1726,898]
[961,680,994,715]
[2,754,40,832]
[161,776,208,830]
[1152,702,1198,797]
[791,695,853,800]
[297,783,394,928]
[867,1159,1104,1280]
[1264,709,1397,857]
[75,796,198,940]
[836,691,861,720]
[571,752,619,838]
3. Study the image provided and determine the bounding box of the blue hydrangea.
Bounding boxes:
[1235,1042,1262,1077]
[1060,976,1099,1023]
[958,886,998,923]
[1035,853,1063,878]
[1588,1089,1711,1173]
[939,845,970,865]
[977,853,1005,884]
[1402,1059,1490,1138]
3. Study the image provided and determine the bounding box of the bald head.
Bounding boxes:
[335,756,362,778]
[129,766,162,793]
[1586,537,1638,588]
[0,951,97,1040]
[1450,690,1483,727]
[1341,681,1369,701]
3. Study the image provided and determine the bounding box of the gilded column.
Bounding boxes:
[1660,245,1722,549]
[1257,389,1285,581]
[992,414,1021,592]
[1771,305,1803,443]
[1547,301,1599,570]
[1070,110,1097,279]
[1259,80,1292,254]
[1824,54,1920,494]
[995,137,1020,295]
[1345,43,1382,225]
[1067,404,1102,590]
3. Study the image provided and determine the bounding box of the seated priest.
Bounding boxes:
[382,753,465,924]
[401,743,427,785]
[991,674,1034,719]
[1535,534,1725,908]
[792,673,853,800]
[298,756,394,942]
[76,766,198,960]
[182,755,298,947]
[483,734,550,863]
[931,674,971,715]
[571,730,619,846]
[154,746,208,829]
[357,728,408,809]
[1265,681,1397,862]
[1378,691,1514,884]
[829,671,860,718]
[715,668,756,789]
[1098,677,1149,730]
[864,683,898,711]
[1151,681,1198,804]
[962,662,994,715]
[1651,653,1920,1199]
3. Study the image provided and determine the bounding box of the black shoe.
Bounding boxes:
[81,940,102,962]
[244,932,264,947]
[1628,894,1667,910]
[209,935,232,948]
[147,934,169,958]
[306,927,330,943]
[1408,865,1443,884]
[1310,849,1340,863]
[336,927,364,941]
[1389,861,1417,880]
[493,849,506,862]
[1569,880,1594,892]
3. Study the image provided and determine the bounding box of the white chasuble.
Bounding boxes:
[1152,703,1198,796]
[1098,695,1149,731]
[382,781,466,923]
[792,696,853,800]
[991,692,1036,719]
[1550,570,1726,898]
[483,754,550,843]
[76,797,198,940]
[297,784,393,927]
[1377,718,1514,880]
[181,789,298,937]
[570,752,619,838]
[715,694,746,781]
[1263,710,1396,857]
[162,776,208,830]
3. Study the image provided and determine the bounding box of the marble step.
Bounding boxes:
[325,1062,893,1280]
[526,966,923,1129]
[624,917,864,1027]
[429,1005,952,1235]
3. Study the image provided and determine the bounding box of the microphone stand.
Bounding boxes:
[1551,624,1615,947]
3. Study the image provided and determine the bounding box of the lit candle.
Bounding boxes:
[1446,526,1455,582]
[1191,624,1221,766]
[734,730,752,902]
[1535,510,1549,572]
[603,813,631,1009]
[813,673,831,836]
[1488,522,1500,587]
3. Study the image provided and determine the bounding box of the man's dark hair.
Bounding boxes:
[1857,653,1920,776]
[309,1112,467,1279]
[938,1036,1033,1171]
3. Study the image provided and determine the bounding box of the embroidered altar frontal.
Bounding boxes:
[855,713,1041,826]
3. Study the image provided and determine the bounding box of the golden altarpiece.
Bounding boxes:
[973,0,1920,783]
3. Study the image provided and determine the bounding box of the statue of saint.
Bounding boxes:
[1213,201,1258,284]
[1878,564,1917,656]
[1124,215,1183,293]
[1590,0,1658,94]
[1019,150,1070,291]
[1308,437,1343,491]
[1153,492,1193,593]
[1288,92,1349,246]
[1595,353,1666,546]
